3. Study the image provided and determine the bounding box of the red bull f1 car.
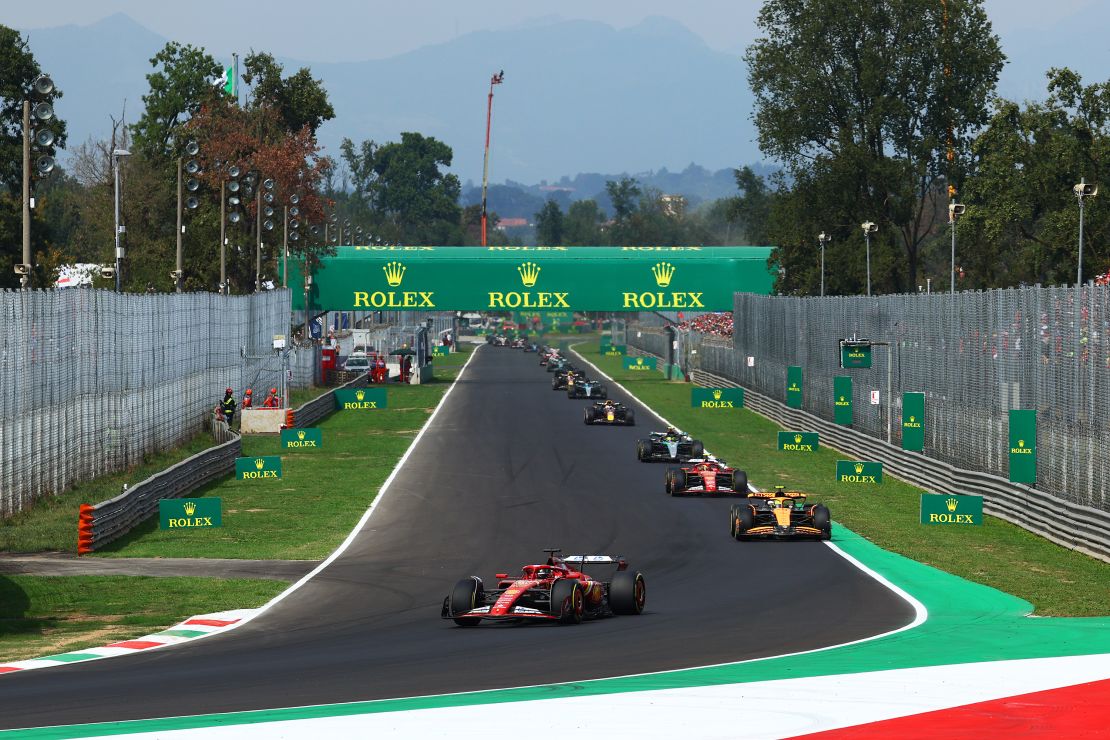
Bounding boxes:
[729,487,831,540]
[665,458,748,496]
[552,367,581,389]
[442,549,646,626]
[636,429,704,462]
[583,401,635,425]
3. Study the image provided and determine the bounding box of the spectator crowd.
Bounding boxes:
[676,312,734,338]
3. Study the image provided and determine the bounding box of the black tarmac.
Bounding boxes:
[0,345,915,730]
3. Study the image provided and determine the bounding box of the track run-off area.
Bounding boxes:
[2,343,1109,738]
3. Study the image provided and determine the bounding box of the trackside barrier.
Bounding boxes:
[624,338,1110,563]
[77,375,369,553]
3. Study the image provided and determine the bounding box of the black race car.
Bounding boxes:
[636,430,704,463]
[584,401,635,425]
[547,358,572,373]
[729,487,831,540]
[567,377,608,399]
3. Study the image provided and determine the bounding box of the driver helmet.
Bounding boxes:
[535,567,552,580]
[666,426,678,436]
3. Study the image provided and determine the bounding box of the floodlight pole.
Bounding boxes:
[176,157,183,293]
[255,187,262,293]
[21,101,30,288]
[219,181,227,294]
[283,205,289,289]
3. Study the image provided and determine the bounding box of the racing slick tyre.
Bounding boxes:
[610,570,646,615]
[598,387,608,399]
[732,470,749,496]
[665,468,685,496]
[731,505,753,540]
[449,577,484,626]
[625,409,635,426]
[690,440,705,459]
[550,579,584,625]
[583,408,594,425]
[636,439,652,462]
[813,504,832,539]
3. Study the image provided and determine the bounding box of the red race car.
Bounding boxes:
[441,549,646,626]
[665,457,748,496]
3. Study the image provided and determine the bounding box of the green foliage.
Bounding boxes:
[131,42,223,159]
[564,199,605,245]
[242,52,335,135]
[605,177,641,228]
[534,199,564,245]
[960,69,1110,287]
[747,0,1004,292]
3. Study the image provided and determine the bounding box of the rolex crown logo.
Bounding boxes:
[854,462,865,474]
[383,261,406,287]
[1018,439,1025,448]
[517,261,541,288]
[651,261,676,287]
[712,389,722,400]
[183,501,196,516]
[909,416,916,423]
[636,357,644,365]
[355,389,365,401]
[839,396,845,402]
[946,497,959,512]
[254,458,265,470]
[794,434,803,444]
[297,430,306,440]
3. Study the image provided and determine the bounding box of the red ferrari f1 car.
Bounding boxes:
[442,549,646,626]
[665,458,748,496]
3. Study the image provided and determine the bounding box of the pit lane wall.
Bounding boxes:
[77,375,368,553]
[624,285,1110,562]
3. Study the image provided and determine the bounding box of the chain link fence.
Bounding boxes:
[0,288,298,518]
[627,286,1109,517]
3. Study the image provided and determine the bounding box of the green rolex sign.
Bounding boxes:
[833,376,853,425]
[902,392,925,451]
[1008,409,1037,484]
[778,431,818,452]
[335,387,387,410]
[159,498,222,530]
[920,494,983,526]
[432,345,451,356]
[835,460,883,484]
[236,456,282,480]
[840,342,873,369]
[602,345,627,357]
[786,366,803,409]
[623,356,657,371]
[692,388,744,409]
[281,427,323,449]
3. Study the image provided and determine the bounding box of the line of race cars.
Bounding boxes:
[442,340,831,627]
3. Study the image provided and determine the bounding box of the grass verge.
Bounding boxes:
[95,345,472,560]
[575,341,1110,617]
[0,574,285,663]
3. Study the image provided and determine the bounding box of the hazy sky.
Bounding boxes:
[6,0,1104,63]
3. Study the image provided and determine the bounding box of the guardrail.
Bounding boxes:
[77,375,369,553]
[624,335,1110,563]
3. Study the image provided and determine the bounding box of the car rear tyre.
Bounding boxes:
[733,505,753,540]
[449,577,483,626]
[636,439,651,462]
[691,440,705,458]
[733,470,749,495]
[610,570,646,615]
[550,579,584,624]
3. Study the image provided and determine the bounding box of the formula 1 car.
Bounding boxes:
[547,358,572,373]
[523,343,539,352]
[567,376,608,399]
[665,458,748,496]
[442,549,646,626]
[584,401,635,425]
[539,348,558,365]
[729,487,831,540]
[552,367,580,390]
[636,429,704,462]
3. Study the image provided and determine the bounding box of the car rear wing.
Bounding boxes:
[564,555,629,571]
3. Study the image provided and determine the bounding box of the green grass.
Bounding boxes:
[0,575,285,663]
[288,385,334,409]
[576,342,1110,617]
[0,433,217,554]
[95,345,472,560]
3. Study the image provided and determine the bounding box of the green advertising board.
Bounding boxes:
[902,392,925,451]
[920,494,983,526]
[835,460,883,484]
[334,387,387,410]
[833,376,853,425]
[623,356,657,372]
[602,345,627,357]
[281,427,322,450]
[840,342,873,369]
[286,246,775,312]
[159,498,222,530]
[778,431,819,452]
[1009,409,1037,484]
[431,345,451,357]
[691,388,744,409]
[235,456,282,480]
[786,366,803,408]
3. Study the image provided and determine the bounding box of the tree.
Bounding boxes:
[746,0,1005,292]
[534,200,564,245]
[242,52,335,135]
[959,69,1109,287]
[131,42,223,160]
[564,199,605,245]
[729,167,772,244]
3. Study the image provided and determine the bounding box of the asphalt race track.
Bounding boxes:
[0,345,915,729]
